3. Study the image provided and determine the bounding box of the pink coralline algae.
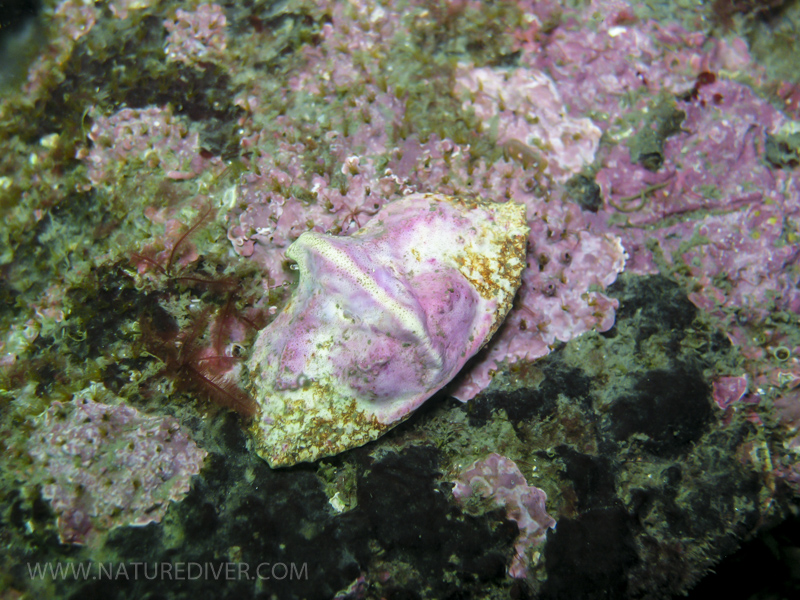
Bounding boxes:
[454,64,602,180]
[163,4,229,70]
[78,105,209,186]
[453,453,556,579]
[503,0,800,401]
[247,194,528,467]
[516,0,753,122]
[227,0,410,287]
[507,0,800,329]
[592,79,797,276]
[712,375,749,411]
[24,390,207,545]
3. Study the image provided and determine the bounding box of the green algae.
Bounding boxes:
[627,95,686,172]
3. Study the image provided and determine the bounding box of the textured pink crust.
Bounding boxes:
[454,453,556,579]
[25,391,207,545]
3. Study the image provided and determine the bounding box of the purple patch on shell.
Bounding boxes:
[247,193,528,466]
